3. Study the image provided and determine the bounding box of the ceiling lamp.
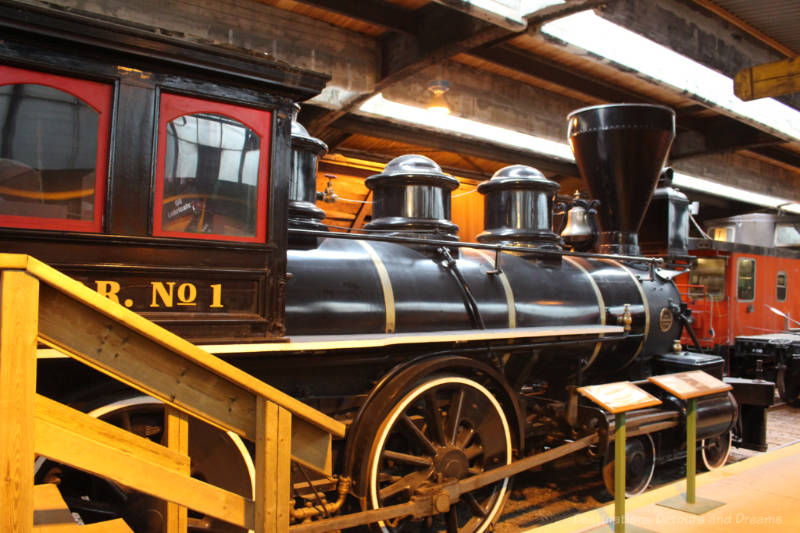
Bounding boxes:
[426,80,451,115]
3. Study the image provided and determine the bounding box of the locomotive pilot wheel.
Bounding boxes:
[365,375,513,533]
[34,396,255,533]
[699,431,732,470]
[601,434,656,497]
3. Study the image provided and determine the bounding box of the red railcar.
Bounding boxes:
[677,213,800,403]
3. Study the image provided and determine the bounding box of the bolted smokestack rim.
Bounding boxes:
[567,103,675,136]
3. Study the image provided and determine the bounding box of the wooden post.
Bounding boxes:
[255,397,292,533]
[165,407,189,533]
[0,270,39,533]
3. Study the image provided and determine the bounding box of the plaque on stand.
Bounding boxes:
[649,371,732,514]
[577,382,662,533]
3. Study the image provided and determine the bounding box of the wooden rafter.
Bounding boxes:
[735,56,800,101]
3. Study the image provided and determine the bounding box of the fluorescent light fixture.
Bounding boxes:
[359,92,574,161]
[542,11,800,143]
[672,172,800,214]
[435,0,527,30]
[521,0,566,16]
[357,93,800,213]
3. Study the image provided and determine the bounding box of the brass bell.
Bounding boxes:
[561,191,594,248]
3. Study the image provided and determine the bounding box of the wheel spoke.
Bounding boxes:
[455,427,475,449]
[447,507,459,533]
[463,444,483,460]
[400,414,437,455]
[383,449,433,468]
[379,467,433,501]
[424,390,447,446]
[464,492,488,518]
[446,388,466,445]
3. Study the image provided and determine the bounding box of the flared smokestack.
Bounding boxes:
[567,104,675,255]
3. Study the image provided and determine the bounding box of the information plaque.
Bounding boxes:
[647,370,732,400]
[577,381,662,413]
[649,370,730,515]
[577,381,660,533]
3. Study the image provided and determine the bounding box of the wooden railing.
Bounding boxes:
[0,254,346,533]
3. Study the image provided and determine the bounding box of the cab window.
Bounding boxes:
[736,258,756,301]
[777,271,787,302]
[153,93,271,242]
[710,226,734,242]
[0,65,111,232]
[689,257,726,301]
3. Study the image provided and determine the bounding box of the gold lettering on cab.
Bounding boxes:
[94,280,224,309]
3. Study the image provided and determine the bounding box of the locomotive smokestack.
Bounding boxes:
[567,104,675,255]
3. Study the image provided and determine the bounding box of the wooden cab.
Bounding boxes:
[0,2,328,341]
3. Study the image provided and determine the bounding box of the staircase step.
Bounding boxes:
[33,484,74,527]
[33,483,133,532]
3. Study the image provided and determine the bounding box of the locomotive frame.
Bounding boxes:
[0,3,772,532]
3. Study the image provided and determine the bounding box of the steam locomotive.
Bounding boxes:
[0,4,772,532]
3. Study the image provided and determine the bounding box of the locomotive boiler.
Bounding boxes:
[0,7,767,532]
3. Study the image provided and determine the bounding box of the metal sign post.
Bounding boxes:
[649,370,732,514]
[578,382,661,533]
[614,411,627,533]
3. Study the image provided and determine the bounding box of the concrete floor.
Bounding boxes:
[530,441,800,533]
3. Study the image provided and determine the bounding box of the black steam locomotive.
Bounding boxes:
[0,4,771,532]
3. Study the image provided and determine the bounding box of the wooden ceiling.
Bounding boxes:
[272,0,799,205]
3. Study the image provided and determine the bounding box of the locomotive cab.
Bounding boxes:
[0,6,330,342]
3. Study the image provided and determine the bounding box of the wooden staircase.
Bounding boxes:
[0,254,346,533]
[33,484,132,532]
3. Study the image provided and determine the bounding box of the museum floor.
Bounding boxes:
[533,441,800,532]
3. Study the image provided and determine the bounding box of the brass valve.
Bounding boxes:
[617,304,632,332]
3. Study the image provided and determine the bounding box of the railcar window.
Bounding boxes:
[777,271,787,302]
[688,257,726,301]
[153,93,271,242]
[775,223,800,246]
[710,226,734,242]
[0,66,111,232]
[737,258,756,301]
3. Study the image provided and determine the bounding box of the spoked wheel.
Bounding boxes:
[35,396,254,533]
[366,375,513,533]
[699,431,732,470]
[777,367,800,406]
[602,434,656,497]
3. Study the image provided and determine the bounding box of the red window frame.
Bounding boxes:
[0,64,111,232]
[153,92,271,243]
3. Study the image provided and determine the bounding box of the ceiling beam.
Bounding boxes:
[305,2,518,136]
[468,44,647,103]
[734,56,800,101]
[331,113,578,176]
[671,116,781,159]
[292,0,417,34]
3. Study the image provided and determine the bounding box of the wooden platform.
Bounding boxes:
[530,441,800,532]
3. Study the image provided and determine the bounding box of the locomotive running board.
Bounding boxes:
[37,326,626,359]
[288,434,598,533]
[199,325,626,355]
